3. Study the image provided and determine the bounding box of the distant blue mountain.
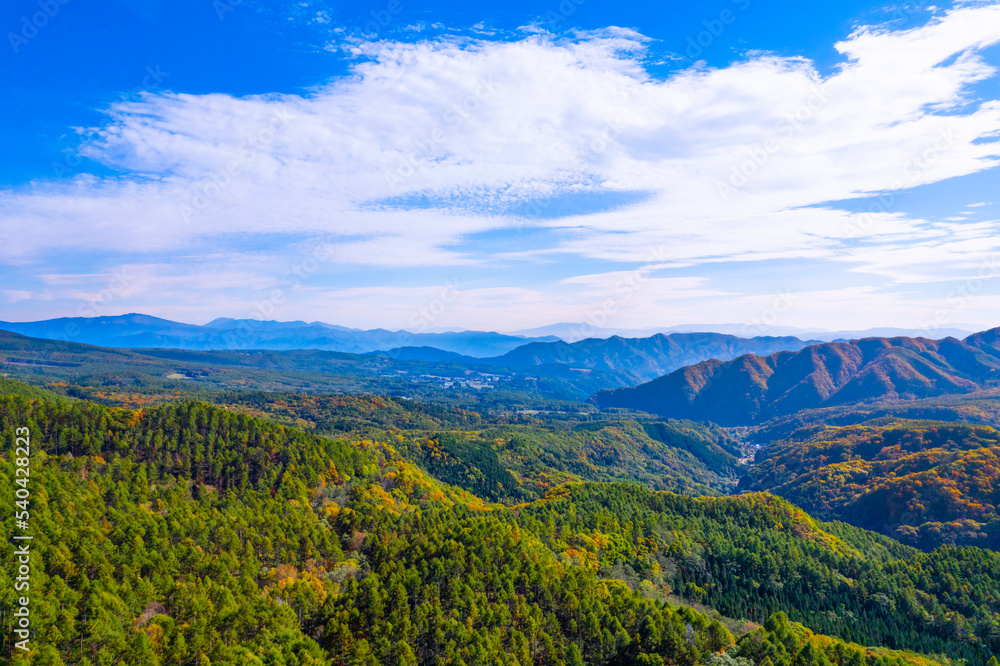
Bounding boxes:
[484,332,820,382]
[0,314,557,357]
[374,332,820,383]
[370,346,477,363]
[510,322,976,342]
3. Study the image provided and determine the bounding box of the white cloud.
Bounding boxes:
[839,220,1000,283]
[1,3,1000,328]
[0,290,50,304]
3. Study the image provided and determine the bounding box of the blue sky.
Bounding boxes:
[1,0,999,334]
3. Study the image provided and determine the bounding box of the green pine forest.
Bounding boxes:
[2,377,1000,665]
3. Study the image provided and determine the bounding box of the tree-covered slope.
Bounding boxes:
[0,392,733,665]
[212,391,747,498]
[738,420,1000,550]
[591,331,1000,425]
[732,612,956,666]
[0,384,987,664]
[517,483,1000,663]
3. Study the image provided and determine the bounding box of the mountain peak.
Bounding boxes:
[592,331,1000,425]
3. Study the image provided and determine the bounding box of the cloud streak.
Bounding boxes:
[1,3,999,329]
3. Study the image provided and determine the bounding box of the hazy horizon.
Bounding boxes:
[3,0,1000,333]
[0,310,987,341]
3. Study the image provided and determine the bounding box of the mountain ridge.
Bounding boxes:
[480,331,820,383]
[0,313,558,357]
[368,332,821,383]
[591,329,1000,424]
[509,322,976,342]
[2,315,827,388]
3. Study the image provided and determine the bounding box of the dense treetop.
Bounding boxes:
[1,380,995,664]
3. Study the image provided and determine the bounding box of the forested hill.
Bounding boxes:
[2,381,1000,664]
[738,419,1000,550]
[591,328,1000,424]
[213,391,749,499]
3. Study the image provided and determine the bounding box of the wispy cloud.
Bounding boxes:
[1,3,999,328]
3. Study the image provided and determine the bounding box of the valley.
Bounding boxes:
[4,323,1000,664]
[7,3,1000,663]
